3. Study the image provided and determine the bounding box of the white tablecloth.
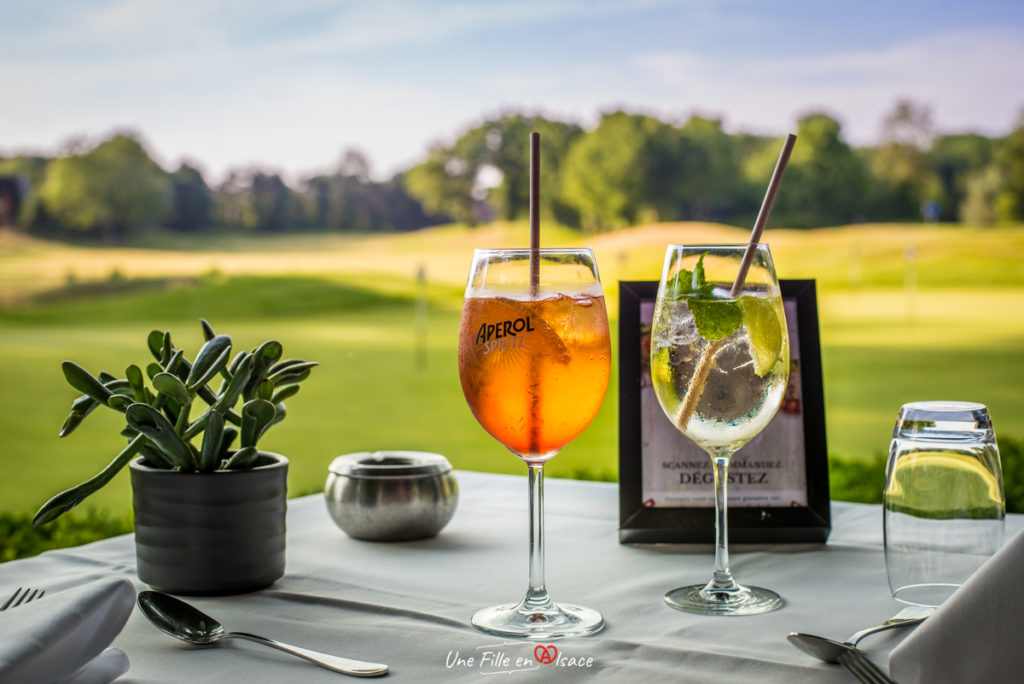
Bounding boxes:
[2,471,1018,683]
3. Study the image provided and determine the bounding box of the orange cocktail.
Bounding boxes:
[458,292,609,460]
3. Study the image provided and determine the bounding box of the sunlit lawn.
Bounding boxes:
[1,222,1022,521]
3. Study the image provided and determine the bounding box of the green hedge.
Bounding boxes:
[2,437,1021,563]
[0,508,132,563]
[829,436,1023,512]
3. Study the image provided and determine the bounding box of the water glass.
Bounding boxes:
[883,401,1005,606]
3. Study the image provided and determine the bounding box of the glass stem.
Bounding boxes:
[708,455,741,595]
[523,462,554,613]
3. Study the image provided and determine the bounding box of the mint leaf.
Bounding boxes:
[665,253,715,300]
[689,298,742,341]
[665,267,694,300]
[691,252,715,296]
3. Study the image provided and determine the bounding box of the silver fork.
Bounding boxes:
[0,587,45,611]
[838,647,898,684]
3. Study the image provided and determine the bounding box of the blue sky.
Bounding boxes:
[2,0,1023,183]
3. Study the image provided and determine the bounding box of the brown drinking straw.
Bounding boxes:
[676,133,797,430]
[729,133,797,297]
[529,131,541,296]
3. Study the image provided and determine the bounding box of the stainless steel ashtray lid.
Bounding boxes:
[328,450,452,479]
[325,451,458,541]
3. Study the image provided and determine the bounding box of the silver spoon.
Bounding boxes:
[788,605,935,664]
[138,590,388,677]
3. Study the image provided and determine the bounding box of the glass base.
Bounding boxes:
[664,583,782,616]
[472,601,605,640]
[891,582,960,607]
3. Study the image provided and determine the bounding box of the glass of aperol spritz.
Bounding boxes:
[458,248,610,639]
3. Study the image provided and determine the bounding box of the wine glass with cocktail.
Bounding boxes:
[458,247,610,638]
[650,243,789,615]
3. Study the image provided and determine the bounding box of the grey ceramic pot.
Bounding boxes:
[129,452,287,596]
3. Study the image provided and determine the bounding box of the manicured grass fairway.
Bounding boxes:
[1,223,1022,519]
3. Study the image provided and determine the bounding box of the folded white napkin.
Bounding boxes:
[0,577,134,684]
[889,527,1024,684]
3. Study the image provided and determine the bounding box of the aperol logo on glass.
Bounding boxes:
[474,316,535,355]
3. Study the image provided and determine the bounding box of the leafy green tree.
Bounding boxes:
[751,113,866,228]
[248,172,295,231]
[452,114,584,224]
[992,113,1024,222]
[213,169,301,232]
[561,111,680,232]
[0,156,49,229]
[929,134,994,222]
[167,163,213,231]
[676,116,748,221]
[36,134,170,240]
[300,160,438,233]
[403,145,475,224]
[403,114,583,227]
[867,100,941,220]
[961,166,1003,225]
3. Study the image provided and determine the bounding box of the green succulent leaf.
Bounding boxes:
[223,446,259,470]
[240,399,276,447]
[269,358,309,374]
[145,362,162,381]
[266,361,318,387]
[33,434,146,525]
[160,332,172,366]
[200,318,217,342]
[153,372,191,407]
[125,403,195,469]
[147,330,164,361]
[219,426,239,458]
[62,361,113,405]
[255,340,284,365]
[227,351,247,375]
[139,443,176,469]
[243,340,284,400]
[270,384,300,404]
[165,348,184,375]
[107,395,131,411]
[126,364,146,402]
[186,334,232,389]
[256,378,274,401]
[182,354,254,441]
[214,353,254,413]
[198,409,224,472]
[269,401,287,429]
[59,395,99,438]
[106,380,132,396]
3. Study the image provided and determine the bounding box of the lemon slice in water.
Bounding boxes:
[737,296,782,377]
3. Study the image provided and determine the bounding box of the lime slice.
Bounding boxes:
[737,296,782,377]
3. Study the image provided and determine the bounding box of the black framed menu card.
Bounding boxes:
[618,279,831,546]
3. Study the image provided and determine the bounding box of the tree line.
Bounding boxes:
[1,99,1022,241]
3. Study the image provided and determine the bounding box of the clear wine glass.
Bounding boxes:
[458,248,610,638]
[650,244,790,615]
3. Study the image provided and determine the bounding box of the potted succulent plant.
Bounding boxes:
[33,319,317,595]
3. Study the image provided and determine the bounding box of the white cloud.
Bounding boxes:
[631,27,1024,142]
[2,2,1022,183]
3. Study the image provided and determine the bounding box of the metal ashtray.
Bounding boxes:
[325,451,458,541]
